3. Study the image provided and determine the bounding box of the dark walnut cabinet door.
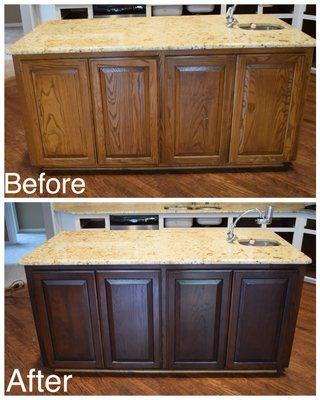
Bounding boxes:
[226,270,302,370]
[28,271,103,369]
[20,59,96,167]
[96,270,161,369]
[90,58,158,167]
[167,270,232,369]
[162,55,236,166]
[229,53,308,165]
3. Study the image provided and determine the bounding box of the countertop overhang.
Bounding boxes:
[8,14,315,56]
[20,228,311,266]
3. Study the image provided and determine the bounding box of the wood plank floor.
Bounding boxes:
[5,75,315,198]
[5,283,315,395]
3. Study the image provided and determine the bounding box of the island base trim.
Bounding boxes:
[55,368,282,375]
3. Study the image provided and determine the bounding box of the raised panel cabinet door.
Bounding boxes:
[28,271,103,369]
[90,58,158,166]
[162,56,236,166]
[19,59,96,167]
[226,270,302,370]
[229,53,308,165]
[167,270,232,369]
[96,270,161,368]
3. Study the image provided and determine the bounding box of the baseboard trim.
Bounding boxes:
[55,368,280,375]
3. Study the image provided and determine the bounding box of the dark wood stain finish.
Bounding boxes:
[96,270,161,369]
[167,270,231,369]
[226,269,303,370]
[24,264,305,373]
[26,270,103,368]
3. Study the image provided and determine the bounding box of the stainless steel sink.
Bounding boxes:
[239,23,284,30]
[238,239,281,247]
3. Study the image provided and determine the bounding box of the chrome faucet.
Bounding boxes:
[227,205,274,243]
[226,5,238,28]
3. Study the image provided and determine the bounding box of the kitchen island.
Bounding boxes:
[9,15,315,170]
[22,228,310,373]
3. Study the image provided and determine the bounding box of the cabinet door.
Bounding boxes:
[28,271,103,369]
[20,59,96,167]
[162,56,236,166]
[97,270,161,369]
[229,53,307,165]
[167,270,231,369]
[226,270,301,370]
[90,58,158,167]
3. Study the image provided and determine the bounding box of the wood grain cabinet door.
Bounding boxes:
[162,56,236,166]
[226,270,301,370]
[96,270,161,368]
[229,53,307,165]
[90,58,158,167]
[20,59,96,167]
[28,271,103,369]
[167,270,232,369]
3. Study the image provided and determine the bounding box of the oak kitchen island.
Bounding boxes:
[9,14,315,170]
[21,228,310,373]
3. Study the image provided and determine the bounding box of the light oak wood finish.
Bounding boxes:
[163,56,235,165]
[5,71,315,197]
[18,59,97,167]
[12,47,313,171]
[229,53,310,165]
[5,282,315,395]
[90,58,158,166]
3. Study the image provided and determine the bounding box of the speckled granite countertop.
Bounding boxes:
[9,15,315,55]
[21,229,311,266]
[53,202,314,215]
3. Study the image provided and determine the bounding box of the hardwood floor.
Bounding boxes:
[5,74,315,198]
[5,283,315,395]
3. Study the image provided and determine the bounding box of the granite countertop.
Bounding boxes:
[53,202,314,215]
[9,15,315,55]
[20,229,311,266]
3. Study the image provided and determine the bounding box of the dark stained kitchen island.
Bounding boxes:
[21,228,310,373]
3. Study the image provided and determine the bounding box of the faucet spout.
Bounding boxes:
[227,205,274,243]
[226,5,238,28]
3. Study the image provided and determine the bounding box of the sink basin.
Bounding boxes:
[239,23,284,31]
[238,239,281,247]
